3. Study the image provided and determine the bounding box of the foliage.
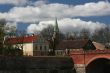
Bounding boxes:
[40,25,65,55]
[0,19,23,56]
[92,26,110,43]
[0,19,6,54]
[40,25,65,40]
[40,25,54,40]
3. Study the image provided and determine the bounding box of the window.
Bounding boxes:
[44,46,47,51]
[40,46,42,50]
[35,45,37,50]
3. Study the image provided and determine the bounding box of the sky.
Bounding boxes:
[0,0,110,34]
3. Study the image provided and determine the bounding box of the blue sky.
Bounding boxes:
[0,0,110,34]
[48,0,106,5]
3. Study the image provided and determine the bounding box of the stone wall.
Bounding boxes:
[74,64,85,73]
[0,56,75,73]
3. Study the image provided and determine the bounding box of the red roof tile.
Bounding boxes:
[6,35,38,44]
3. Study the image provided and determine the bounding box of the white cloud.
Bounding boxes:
[0,1,110,23]
[27,18,106,34]
[5,22,17,33]
[27,20,53,34]
[0,0,28,5]
[33,0,47,6]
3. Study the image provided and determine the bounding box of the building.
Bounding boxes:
[55,39,96,56]
[6,35,49,56]
[48,18,60,55]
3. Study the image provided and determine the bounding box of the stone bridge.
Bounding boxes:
[70,50,110,73]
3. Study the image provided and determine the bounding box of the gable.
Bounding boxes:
[83,40,96,50]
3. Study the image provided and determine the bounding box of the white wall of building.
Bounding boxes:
[23,43,33,56]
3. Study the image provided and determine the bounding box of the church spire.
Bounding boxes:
[51,18,59,55]
[53,18,59,39]
[54,18,59,33]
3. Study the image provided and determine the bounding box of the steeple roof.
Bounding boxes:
[54,18,59,32]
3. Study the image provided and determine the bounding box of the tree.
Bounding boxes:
[40,25,65,41]
[103,26,110,43]
[40,25,65,55]
[0,19,6,54]
[91,25,110,49]
[65,31,81,40]
[92,26,110,44]
[40,25,54,40]
[0,19,23,56]
[79,29,91,39]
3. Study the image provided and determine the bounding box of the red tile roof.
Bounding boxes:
[6,35,38,44]
[56,39,90,50]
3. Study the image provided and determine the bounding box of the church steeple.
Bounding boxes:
[51,18,59,55]
[54,18,59,33]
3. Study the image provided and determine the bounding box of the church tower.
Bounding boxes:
[51,18,59,55]
[53,18,59,39]
[54,18,59,33]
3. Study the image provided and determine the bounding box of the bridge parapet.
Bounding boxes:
[70,50,110,55]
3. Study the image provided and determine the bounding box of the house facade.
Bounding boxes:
[7,35,49,56]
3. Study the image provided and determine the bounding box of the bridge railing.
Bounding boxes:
[70,49,110,54]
